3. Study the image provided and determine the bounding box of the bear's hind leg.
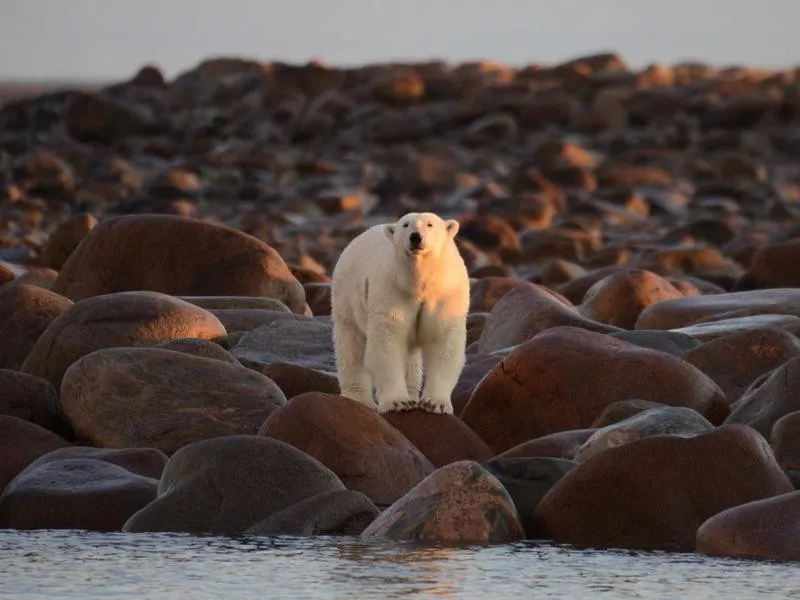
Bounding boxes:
[333,319,374,408]
[406,348,423,401]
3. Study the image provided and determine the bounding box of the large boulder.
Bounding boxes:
[0,370,61,432]
[20,291,227,390]
[60,347,286,454]
[462,327,729,452]
[534,425,793,551]
[27,446,167,480]
[476,282,623,353]
[725,356,800,438]
[684,328,800,402]
[123,435,344,535]
[0,416,70,494]
[697,491,800,560]
[259,393,433,506]
[0,458,158,531]
[383,409,493,467]
[52,214,308,314]
[0,284,72,370]
[361,461,525,543]
[231,319,336,372]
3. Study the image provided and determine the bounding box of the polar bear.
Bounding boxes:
[331,212,470,415]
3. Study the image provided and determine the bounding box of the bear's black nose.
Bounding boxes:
[409,232,422,247]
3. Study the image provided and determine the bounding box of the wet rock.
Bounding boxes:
[535,425,793,551]
[361,460,525,543]
[0,458,159,531]
[383,409,493,467]
[574,406,714,462]
[21,291,227,389]
[60,345,284,452]
[123,435,344,535]
[246,489,379,536]
[697,491,800,560]
[480,457,574,538]
[38,213,98,270]
[636,289,800,331]
[52,214,308,315]
[259,393,433,506]
[476,282,623,353]
[256,362,340,399]
[579,270,684,329]
[0,416,71,494]
[684,328,800,403]
[725,357,800,438]
[462,327,728,453]
[231,319,335,372]
[0,370,61,432]
[497,429,596,460]
[0,284,73,370]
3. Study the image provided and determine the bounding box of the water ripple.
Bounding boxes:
[0,530,798,599]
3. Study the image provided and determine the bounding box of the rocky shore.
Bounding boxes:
[2,52,800,560]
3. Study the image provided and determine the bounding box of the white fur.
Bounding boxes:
[331,212,470,415]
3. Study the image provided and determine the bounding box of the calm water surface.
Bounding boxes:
[1,530,798,599]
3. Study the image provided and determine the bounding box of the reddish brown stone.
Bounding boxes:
[498,429,596,460]
[535,425,793,551]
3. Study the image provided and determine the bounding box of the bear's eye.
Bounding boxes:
[402,223,408,228]
[427,223,433,228]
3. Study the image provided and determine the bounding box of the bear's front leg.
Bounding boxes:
[365,318,416,413]
[419,322,467,415]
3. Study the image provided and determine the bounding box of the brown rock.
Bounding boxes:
[556,266,630,304]
[38,213,98,270]
[671,314,800,343]
[0,416,70,494]
[772,411,800,471]
[231,319,335,372]
[65,92,165,142]
[245,490,379,536]
[303,283,332,316]
[725,356,800,438]
[383,409,493,467]
[0,284,73,370]
[52,214,308,314]
[0,370,61,432]
[361,460,525,543]
[0,458,159,531]
[636,289,800,330]
[469,276,521,313]
[736,239,800,290]
[21,291,227,389]
[209,308,304,333]
[60,347,286,454]
[684,328,800,403]
[452,354,502,415]
[257,362,340,399]
[535,425,793,551]
[476,282,623,353]
[259,393,433,506]
[462,327,729,453]
[579,270,684,329]
[123,435,345,535]
[697,491,800,560]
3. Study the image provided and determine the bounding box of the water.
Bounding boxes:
[1,530,798,600]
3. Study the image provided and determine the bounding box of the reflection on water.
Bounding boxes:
[1,530,799,599]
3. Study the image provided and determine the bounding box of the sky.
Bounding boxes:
[1,0,798,81]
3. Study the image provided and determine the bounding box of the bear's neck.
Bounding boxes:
[406,253,444,301]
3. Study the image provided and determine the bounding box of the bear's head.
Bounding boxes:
[384,212,459,258]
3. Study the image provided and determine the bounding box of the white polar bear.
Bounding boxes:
[331,212,470,415]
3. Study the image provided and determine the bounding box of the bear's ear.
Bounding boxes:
[446,219,460,238]
[384,224,395,240]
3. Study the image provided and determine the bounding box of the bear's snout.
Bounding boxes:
[409,232,422,249]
